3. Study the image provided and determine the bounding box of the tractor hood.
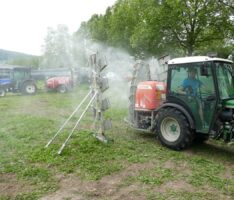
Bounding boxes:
[223,99,234,109]
[0,78,12,85]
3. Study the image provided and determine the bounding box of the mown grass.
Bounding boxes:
[0,85,233,200]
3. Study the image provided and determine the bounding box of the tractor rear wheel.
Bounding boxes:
[57,84,67,93]
[156,107,194,150]
[21,82,37,95]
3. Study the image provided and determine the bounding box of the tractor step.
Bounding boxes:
[123,117,152,133]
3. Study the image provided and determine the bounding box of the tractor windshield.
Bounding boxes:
[215,62,234,100]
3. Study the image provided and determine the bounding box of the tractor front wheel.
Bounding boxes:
[156,108,194,150]
[0,89,6,97]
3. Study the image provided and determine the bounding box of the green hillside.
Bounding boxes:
[0,49,34,62]
[0,49,40,68]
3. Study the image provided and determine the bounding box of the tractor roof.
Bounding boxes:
[168,56,233,65]
[0,64,30,70]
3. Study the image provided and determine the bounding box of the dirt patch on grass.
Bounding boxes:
[163,159,192,176]
[220,165,233,179]
[40,162,155,200]
[0,173,33,198]
[158,180,195,193]
[42,159,225,200]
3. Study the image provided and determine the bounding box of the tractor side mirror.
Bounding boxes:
[201,65,209,76]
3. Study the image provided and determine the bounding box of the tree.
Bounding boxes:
[106,0,139,51]
[42,25,74,68]
[76,0,233,57]
[155,0,233,55]
[218,0,234,10]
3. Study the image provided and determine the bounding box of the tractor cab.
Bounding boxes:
[12,67,31,82]
[128,56,234,150]
[167,57,234,133]
[160,56,234,149]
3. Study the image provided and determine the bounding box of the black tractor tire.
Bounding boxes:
[21,81,37,95]
[0,89,6,97]
[156,107,194,150]
[57,84,67,93]
[193,133,209,144]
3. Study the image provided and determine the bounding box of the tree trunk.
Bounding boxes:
[187,45,194,56]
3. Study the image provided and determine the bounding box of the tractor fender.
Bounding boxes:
[22,79,36,84]
[157,103,195,129]
[19,79,36,90]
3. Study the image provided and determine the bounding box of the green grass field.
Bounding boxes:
[0,86,233,200]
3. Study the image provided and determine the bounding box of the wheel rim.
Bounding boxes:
[58,86,66,93]
[160,117,181,142]
[0,89,5,96]
[25,85,36,94]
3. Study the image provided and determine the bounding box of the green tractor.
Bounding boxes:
[128,56,234,150]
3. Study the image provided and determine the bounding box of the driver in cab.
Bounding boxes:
[179,68,203,96]
[178,67,205,125]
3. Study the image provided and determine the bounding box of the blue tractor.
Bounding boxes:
[0,65,37,97]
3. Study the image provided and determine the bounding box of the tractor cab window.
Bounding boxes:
[170,62,216,132]
[0,69,10,79]
[170,63,215,97]
[215,62,234,100]
[13,69,30,80]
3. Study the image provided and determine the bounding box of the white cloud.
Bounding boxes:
[0,0,116,55]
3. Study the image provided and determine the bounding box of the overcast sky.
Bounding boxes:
[0,0,116,55]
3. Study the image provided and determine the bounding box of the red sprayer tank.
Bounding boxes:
[135,81,166,110]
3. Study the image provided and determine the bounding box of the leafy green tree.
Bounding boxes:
[76,0,233,57]
[106,0,138,51]
[218,0,234,10]
[153,0,233,55]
